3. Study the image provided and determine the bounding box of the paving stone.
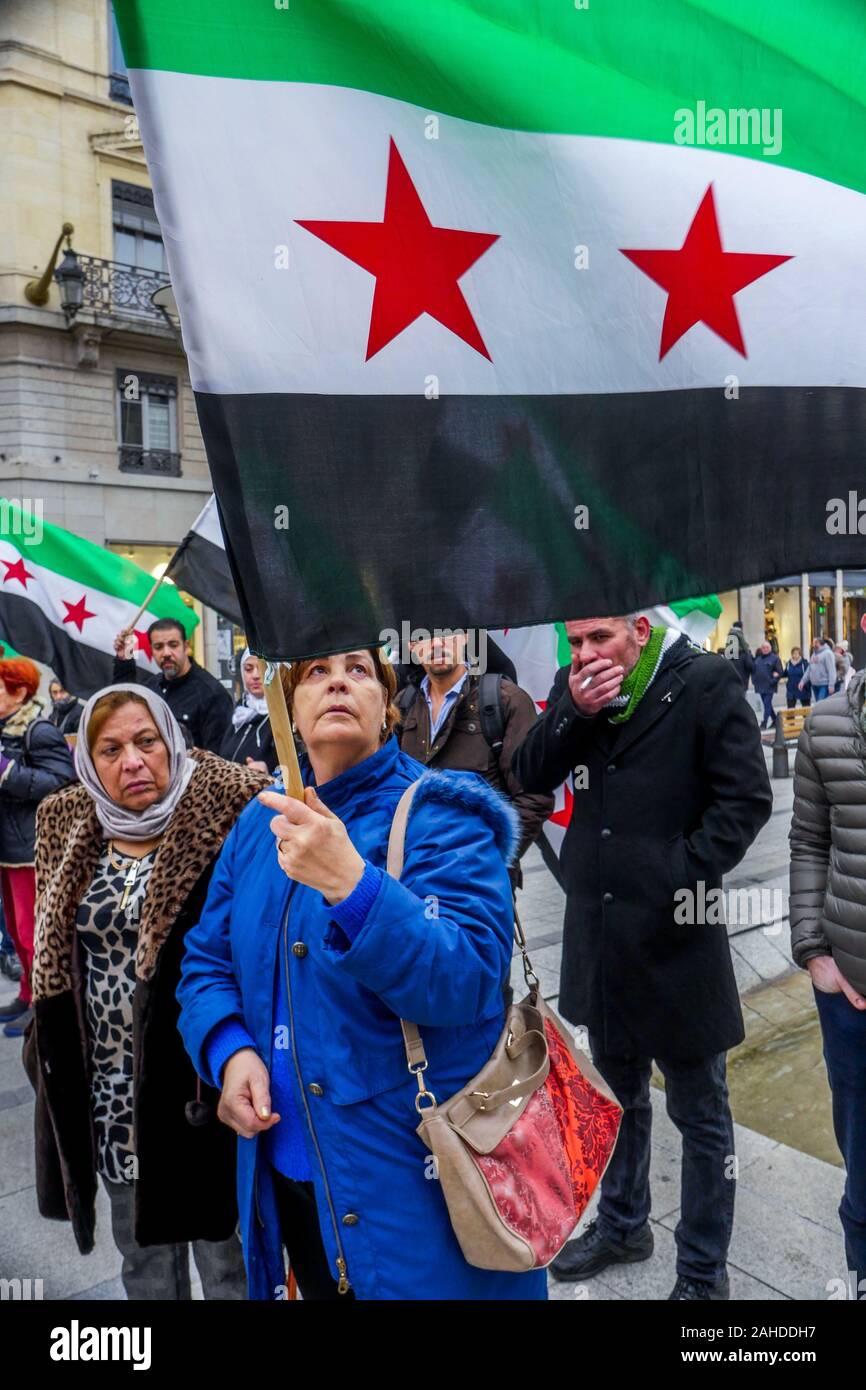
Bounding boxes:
[0,1181,121,1299]
[735,1145,845,1236]
[734,929,798,983]
[547,1273,625,1300]
[71,1276,126,1300]
[0,1056,30,1094]
[729,946,764,994]
[658,1186,845,1302]
[578,1223,681,1301]
[731,1121,782,1170]
[0,1098,36,1199]
[510,942,560,1000]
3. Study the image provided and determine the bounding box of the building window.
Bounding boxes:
[112,180,166,272]
[116,370,181,476]
[108,3,132,105]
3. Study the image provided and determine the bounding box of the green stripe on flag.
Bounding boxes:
[114,0,866,196]
[668,594,723,622]
[0,502,198,631]
[555,622,571,670]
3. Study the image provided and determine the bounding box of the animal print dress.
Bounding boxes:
[75,844,157,1184]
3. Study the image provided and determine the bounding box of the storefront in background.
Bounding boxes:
[770,571,866,669]
[706,571,866,667]
[763,584,803,660]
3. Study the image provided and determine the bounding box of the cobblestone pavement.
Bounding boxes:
[0,748,849,1300]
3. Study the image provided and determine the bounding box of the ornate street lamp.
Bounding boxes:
[54,242,85,323]
[25,222,83,321]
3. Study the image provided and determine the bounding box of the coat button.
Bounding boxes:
[603,892,614,905]
[291,941,308,957]
[606,764,616,774]
[308,1083,324,1097]
[342,1213,359,1226]
[601,827,612,839]
[468,723,477,732]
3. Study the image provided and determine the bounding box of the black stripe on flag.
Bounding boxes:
[0,592,115,698]
[197,385,866,660]
[169,526,242,627]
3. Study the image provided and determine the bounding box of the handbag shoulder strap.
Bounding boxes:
[386,781,430,1074]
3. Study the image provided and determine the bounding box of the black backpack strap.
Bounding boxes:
[477,673,505,753]
[394,683,419,715]
[23,717,52,760]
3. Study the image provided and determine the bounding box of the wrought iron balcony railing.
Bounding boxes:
[79,255,171,326]
[118,446,182,478]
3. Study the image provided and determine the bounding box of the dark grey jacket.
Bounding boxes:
[790,672,866,993]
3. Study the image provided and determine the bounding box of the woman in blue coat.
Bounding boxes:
[177,647,547,1301]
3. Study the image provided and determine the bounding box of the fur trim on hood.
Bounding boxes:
[409,768,520,867]
[0,696,45,738]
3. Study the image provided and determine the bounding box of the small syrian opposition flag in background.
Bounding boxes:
[167,496,242,627]
[0,501,199,697]
[114,0,866,660]
[494,596,721,863]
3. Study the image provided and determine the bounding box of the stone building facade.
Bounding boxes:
[1,0,220,666]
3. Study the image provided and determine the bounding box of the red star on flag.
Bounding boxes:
[1,557,34,588]
[134,629,152,661]
[62,594,96,632]
[621,184,792,359]
[297,138,499,361]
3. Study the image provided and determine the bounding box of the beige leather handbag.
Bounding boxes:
[387,781,623,1273]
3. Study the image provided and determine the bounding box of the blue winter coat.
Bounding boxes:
[751,651,783,695]
[177,736,547,1301]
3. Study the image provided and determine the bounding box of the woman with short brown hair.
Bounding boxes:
[178,648,547,1301]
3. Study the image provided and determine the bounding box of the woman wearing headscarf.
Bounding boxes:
[218,649,277,773]
[177,649,547,1302]
[0,657,75,1038]
[25,684,270,1299]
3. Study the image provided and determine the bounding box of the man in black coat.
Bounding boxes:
[113,618,232,754]
[725,619,754,688]
[513,614,772,1301]
[752,642,784,729]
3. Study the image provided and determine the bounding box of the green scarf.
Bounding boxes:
[606,626,669,724]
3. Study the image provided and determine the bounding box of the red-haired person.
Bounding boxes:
[0,658,75,1036]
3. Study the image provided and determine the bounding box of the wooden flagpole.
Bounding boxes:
[258,659,304,800]
[128,568,167,633]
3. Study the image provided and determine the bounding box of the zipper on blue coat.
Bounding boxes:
[281,902,351,1294]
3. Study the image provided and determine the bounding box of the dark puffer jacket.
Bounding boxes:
[790,671,866,993]
[0,699,76,866]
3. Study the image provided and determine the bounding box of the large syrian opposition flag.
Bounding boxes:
[114,0,866,660]
[0,502,199,697]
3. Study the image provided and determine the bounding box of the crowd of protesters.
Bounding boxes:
[0,609,864,1302]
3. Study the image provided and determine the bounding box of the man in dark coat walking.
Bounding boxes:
[513,615,772,1301]
[752,642,784,728]
[113,618,232,754]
